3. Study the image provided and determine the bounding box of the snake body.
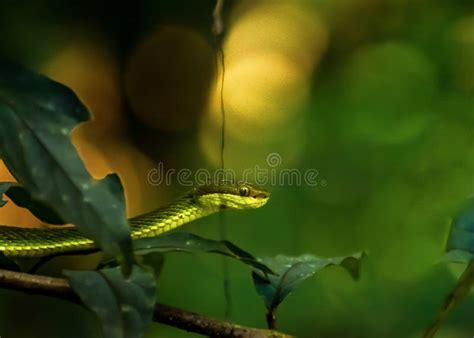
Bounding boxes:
[0,183,269,257]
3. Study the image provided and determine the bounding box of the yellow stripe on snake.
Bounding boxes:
[0,183,269,257]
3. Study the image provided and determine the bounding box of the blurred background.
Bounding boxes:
[0,0,473,337]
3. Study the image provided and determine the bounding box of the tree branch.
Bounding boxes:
[0,269,293,338]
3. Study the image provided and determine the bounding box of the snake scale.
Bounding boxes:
[0,183,269,257]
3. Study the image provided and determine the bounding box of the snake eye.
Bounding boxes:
[239,185,250,197]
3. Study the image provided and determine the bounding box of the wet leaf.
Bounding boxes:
[0,58,133,270]
[132,231,274,275]
[100,232,274,275]
[252,252,365,312]
[64,265,156,338]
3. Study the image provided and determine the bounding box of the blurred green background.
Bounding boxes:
[0,0,473,337]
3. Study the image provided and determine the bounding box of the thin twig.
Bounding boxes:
[217,42,226,171]
[0,269,294,338]
[422,260,474,338]
[266,311,277,330]
[213,0,231,319]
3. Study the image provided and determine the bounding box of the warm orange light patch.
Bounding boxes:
[41,33,168,218]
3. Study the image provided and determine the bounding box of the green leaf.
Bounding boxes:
[0,239,40,271]
[252,252,365,312]
[0,182,11,207]
[100,266,156,337]
[101,254,166,282]
[65,269,123,338]
[0,181,63,224]
[0,251,39,273]
[11,257,41,272]
[0,252,20,270]
[119,231,274,275]
[139,253,166,281]
[1,182,42,271]
[440,249,474,264]
[423,197,474,337]
[64,265,156,338]
[446,196,474,255]
[2,183,64,224]
[0,58,133,269]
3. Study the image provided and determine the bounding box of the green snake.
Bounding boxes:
[0,183,269,257]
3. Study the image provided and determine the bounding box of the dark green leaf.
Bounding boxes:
[0,182,11,207]
[100,266,156,338]
[252,252,365,312]
[121,231,274,275]
[64,265,156,338]
[11,256,41,272]
[139,253,166,281]
[3,183,64,224]
[440,249,473,264]
[99,253,166,282]
[0,249,39,272]
[446,196,474,255]
[65,269,123,338]
[0,58,133,269]
[424,197,474,337]
[0,252,20,270]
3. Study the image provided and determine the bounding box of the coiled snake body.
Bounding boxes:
[0,183,269,257]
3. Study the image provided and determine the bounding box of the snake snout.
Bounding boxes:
[252,192,269,199]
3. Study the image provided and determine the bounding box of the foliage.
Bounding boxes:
[253,253,365,328]
[1,182,64,224]
[424,197,474,337]
[0,58,134,270]
[65,266,156,338]
[120,231,275,274]
[446,196,474,256]
[0,58,364,337]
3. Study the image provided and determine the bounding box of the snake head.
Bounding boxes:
[193,182,270,210]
